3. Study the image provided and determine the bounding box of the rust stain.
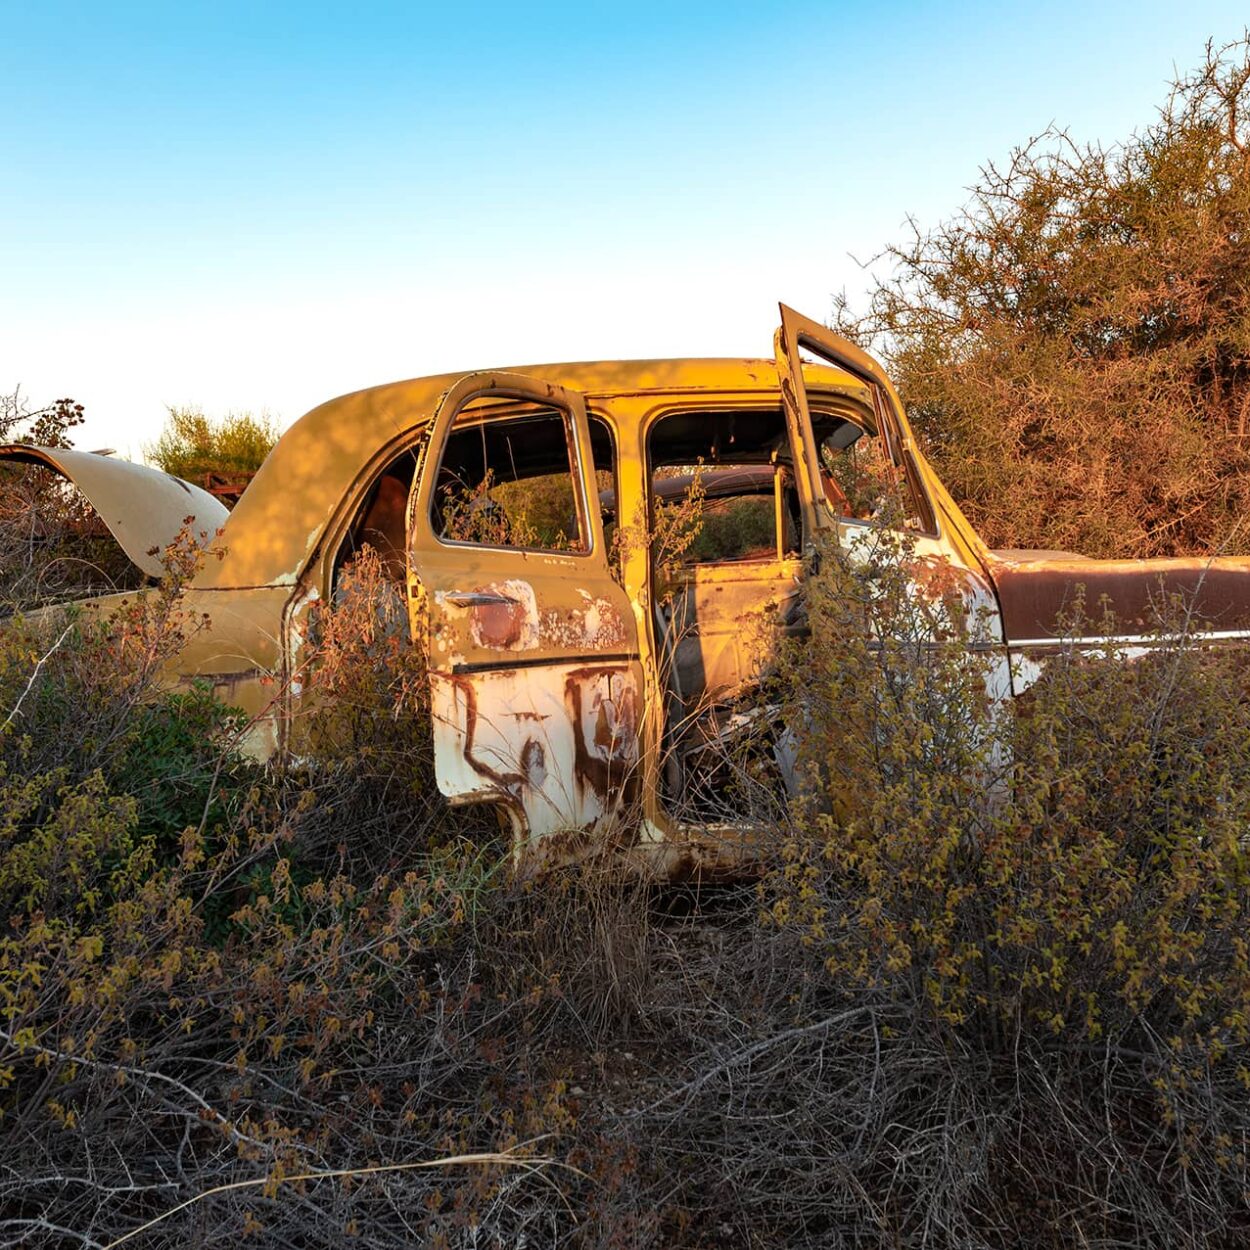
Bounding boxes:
[991,560,1250,641]
[447,673,525,792]
[445,579,539,652]
[593,701,616,752]
[520,738,547,789]
[474,596,525,648]
[564,665,639,803]
[527,825,592,871]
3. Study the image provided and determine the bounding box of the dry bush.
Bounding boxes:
[518,526,1250,1248]
[284,547,456,881]
[836,35,1250,558]
[611,528,1250,1248]
[485,863,657,1046]
[0,545,577,1248]
[11,446,1250,1246]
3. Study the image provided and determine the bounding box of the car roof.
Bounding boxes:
[195,357,867,590]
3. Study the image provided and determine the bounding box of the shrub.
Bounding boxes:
[743,525,1250,1245]
[0,544,567,1247]
[10,443,1250,1247]
[836,36,1250,558]
[145,405,278,500]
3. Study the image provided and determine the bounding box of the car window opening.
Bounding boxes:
[644,408,803,824]
[429,401,589,554]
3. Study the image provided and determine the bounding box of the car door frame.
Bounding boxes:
[406,370,646,863]
[774,304,1010,693]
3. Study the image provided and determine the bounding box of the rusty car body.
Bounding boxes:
[7,306,1250,874]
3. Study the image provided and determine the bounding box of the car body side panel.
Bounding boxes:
[175,586,291,758]
[431,662,640,855]
[989,553,1250,643]
[664,559,804,710]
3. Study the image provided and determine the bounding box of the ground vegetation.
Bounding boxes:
[3,495,1250,1247]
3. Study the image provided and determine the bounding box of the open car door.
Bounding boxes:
[774,304,1008,685]
[407,372,643,858]
[774,303,941,540]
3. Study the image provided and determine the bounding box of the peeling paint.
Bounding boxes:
[566,666,639,804]
[436,579,540,652]
[539,591,628,650]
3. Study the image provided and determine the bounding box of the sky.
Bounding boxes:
[2,1,1248,459]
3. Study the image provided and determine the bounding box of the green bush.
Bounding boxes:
[120,684,250,859]
[775,528,1250,1045]
[740,524,1250,1244]
[0,542,561,1247]
[145,405,278,491]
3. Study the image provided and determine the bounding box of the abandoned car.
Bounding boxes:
[6,305,1250,873]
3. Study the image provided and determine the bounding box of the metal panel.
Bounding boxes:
[407,372,645,853]
[0,444,228,578]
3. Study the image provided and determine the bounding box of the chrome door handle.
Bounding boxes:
[444,591,518,608]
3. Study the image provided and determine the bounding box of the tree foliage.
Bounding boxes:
[836,35,1250,558]
[0,387,84,450]
[145,405,279,492]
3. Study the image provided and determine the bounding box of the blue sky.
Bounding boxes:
[3,1,1248,455]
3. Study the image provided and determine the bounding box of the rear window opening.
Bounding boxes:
[334,454,419,586]
[433,402,589,554]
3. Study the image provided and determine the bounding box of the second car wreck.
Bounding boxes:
[8,305,1250,875]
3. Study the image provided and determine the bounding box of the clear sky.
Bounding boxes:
[3,1,1248,458]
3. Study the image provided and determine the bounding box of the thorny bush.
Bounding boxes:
[751,524,1250,1246]
[836,34,1250,559]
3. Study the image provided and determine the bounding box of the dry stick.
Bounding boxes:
[630,1006,874,1117]
[1,620,73,730]
[102,1146,576,1249]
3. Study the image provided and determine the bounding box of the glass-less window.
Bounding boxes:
[653,466,782,565]
[432,402,588,554]
[816,420,929,532]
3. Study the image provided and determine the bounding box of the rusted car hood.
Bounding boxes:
[0,444,229,579]
[987,550,1250,641]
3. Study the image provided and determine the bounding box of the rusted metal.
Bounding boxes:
[565,664,639,802]
[990,555,1250,642]
[197,469,256,506]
